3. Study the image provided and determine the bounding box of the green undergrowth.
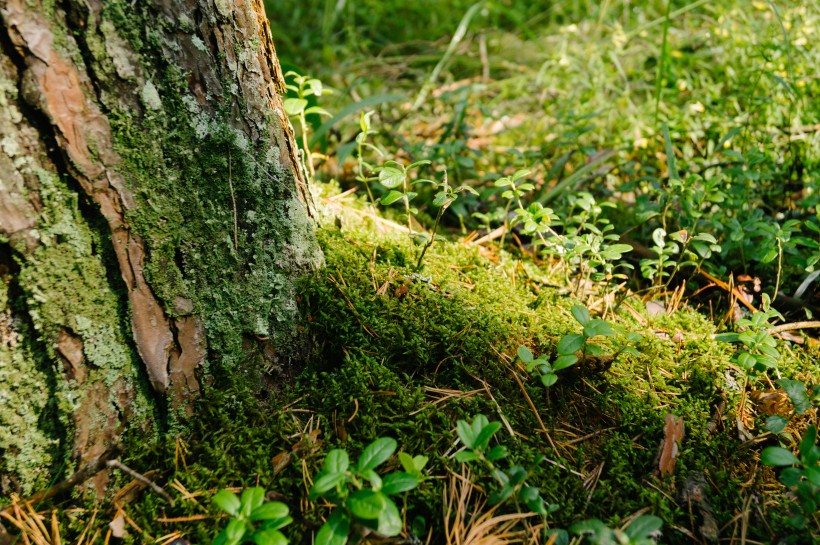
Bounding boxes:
[94,193,816,544]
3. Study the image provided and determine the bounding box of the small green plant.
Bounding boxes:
[715,294,783,374]
[414,170,477,269]
[761,425,820,530]
[283,71,333,178]
[309,437,424,544]
[517,345,561,388]
[353,111,384,205]
[570,515,663,545]
[212,487,292,545]
[558,192,633,297]
[455,415,551,517]
[640,228,720,289]
[494,168,562,249]
[373,158,433,232]
[554,305,633,370]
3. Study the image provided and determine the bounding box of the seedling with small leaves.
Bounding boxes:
[353,111,384,205]
[374,159,433,233]
[640,228,720,289]
[212,487,292,545]
[715,294,783,374]
[517,346,559,388]
[308,437,423,545]
[283,72,333,178]
[455,415,551,516]
[559,192,633,297]
[761,375,820,529]
[495,169,562,248]
[414,170,477,269]
[553,305,641,373]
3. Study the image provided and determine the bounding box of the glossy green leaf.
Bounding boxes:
[283,98,307,116]
[357,438,397,472]
[541,373,558,387]
[454,450,479,462]
[378,167,404,189]
[486,445,508,462]
[376,496,403,536]
[553,354,578,371]
[241,487,265,516]
[324,449,350,474]
[584,319,615,338]
[557,334,585,355]
[315,508,349,545]
[625,515,663,539]
[310,472,347,500]
[456,420,476,448]
[224,519,246,544]
[473,421,502,450]
[780,467,803,486]
[765,416,788,435]
[761,446,800,466]
[380,190,404,205]
[714,332,739,343]
[381,472,419,495]
[571,305,590,326]
[517,345,534,363]
[305,106,332,117]
[250,501,289,522]
[213,490,241,516]
[347,489,385,520]
[252,529,288,545]
[778,379,811,415]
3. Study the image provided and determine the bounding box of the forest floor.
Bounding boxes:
[3,1,820,544]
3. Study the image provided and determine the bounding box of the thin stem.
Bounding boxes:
[416,206,445,270]
[299,111,314,179]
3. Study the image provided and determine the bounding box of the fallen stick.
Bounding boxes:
[106,460,174,506]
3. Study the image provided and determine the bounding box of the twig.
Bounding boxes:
[770,321,820,333]
[106,460,174,506]
[507,363,558,453]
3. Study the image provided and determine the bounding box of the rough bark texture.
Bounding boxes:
[0,0,321,495]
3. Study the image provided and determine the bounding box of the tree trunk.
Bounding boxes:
[0,0,321,495]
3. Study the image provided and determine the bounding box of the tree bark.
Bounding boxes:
[0,0,321,495]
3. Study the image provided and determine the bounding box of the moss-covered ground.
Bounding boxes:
[19,187,806,544]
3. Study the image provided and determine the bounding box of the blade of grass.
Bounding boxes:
[538,149,615,205]
[654,0,673,125]
[411,1,486,111]
[309,93,406,147]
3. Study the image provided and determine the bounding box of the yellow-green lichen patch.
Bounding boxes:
[0,280,58,495]
[1,169,154,495]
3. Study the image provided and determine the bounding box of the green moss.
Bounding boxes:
[96,203,817,542]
